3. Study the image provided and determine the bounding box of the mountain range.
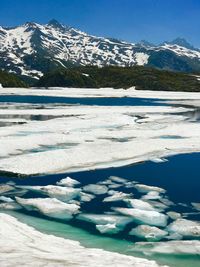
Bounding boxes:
[0,19,200,82]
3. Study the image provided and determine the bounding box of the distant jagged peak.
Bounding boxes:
[162,37,198,51]
[137,40,156,47]
[47,19,65,29]
[23,21,41,30]
[24,21,37,27]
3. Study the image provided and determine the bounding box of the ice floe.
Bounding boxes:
[16,197,80,220]
[134,184,166,194]
[167,218,200,238]
[77,213,133,234]
[109,176,128,184]
[17,185,80,202]
[79,192,95,202]
[83,184,108,195]
[103,191,131,202]
[56,176,80,187]
[0,184,14,194]
[192,202,200,211]
[125,199,156,211]
[134,240,200,255]
[0,202,21,210]
[0,196,14,202]
[96,223,120,234]
[114,208,168,227]
[129,225,168,241]
[142,191,162,200]
[150,158,168,163]
[143,200,168,212]
[166,211,181,220]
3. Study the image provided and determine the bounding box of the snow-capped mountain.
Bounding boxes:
[0,19,200,80]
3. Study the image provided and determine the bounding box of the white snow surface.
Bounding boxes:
[0,213,167,267]
[0,88,200,175]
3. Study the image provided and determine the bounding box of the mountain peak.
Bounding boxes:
[24,21,38,28]
[48,19,63,29]
[138,40,156,47]
[165,37,197,50]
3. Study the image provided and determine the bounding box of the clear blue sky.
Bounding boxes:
[0,0,199,47]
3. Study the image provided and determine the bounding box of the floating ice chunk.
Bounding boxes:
[125,181,137,188]
[114,208,168,227]
[166,232,183,240]
[150,158,168,163]
[6,181,16,186]
[83,184,108,195]
[77,213,133,233]
[134,240,200,255]
[98,179,114,185]
[125,199,156,211]
[68,199,80,205]
[17,185,80,202]
[134,184,166,194]
[167,211,181,220]
[159,198,174,206]
[0,202,21,210]
[129,225,168,241]
[103,191,131,202]
[0,196,14,202]
[178,202,189,208]
[142,191,161,200]
[0,184,14,194]
[79,192,95,202]
[16,197,80,220]
[192,202,200,211]
[5,188,28,197]
[167,219,200,238]
[56,176,80,187]
[144,200,168,212]
[108,183,122,189]
[96,223,120,234]
[109,176,128,184]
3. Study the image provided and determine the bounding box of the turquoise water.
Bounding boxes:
[5,210,199,267]
[1,153,200,267]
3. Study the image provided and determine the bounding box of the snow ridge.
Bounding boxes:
[0,20,200,79]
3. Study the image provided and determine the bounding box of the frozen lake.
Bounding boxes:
[0,87,200,267]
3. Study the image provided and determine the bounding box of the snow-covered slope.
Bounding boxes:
[0,19,200,80]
